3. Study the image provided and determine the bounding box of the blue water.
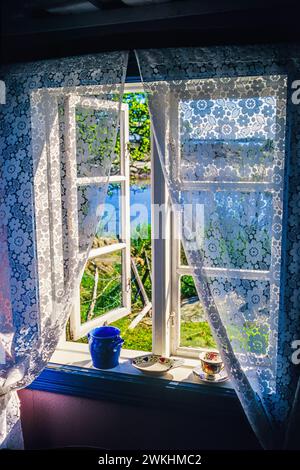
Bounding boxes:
[129,183,151,226]
[99,181,151,238]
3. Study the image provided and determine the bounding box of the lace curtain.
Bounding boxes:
[136,45,300,449]
[0,51,128,448]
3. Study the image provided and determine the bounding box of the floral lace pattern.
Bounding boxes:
[136,45,300,449]
[0,51,128,448]
[182,191,273,270]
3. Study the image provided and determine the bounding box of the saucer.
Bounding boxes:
[132,354,183,375]
[193,365,229,383]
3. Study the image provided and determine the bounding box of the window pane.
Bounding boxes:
[179,77,285,183]
[93,183,122,247]
[77,183,122,252]
[180,242,188,266]
[76,105,118,178]
[67,92,153,351]
[112,204,152,352]
[80,250,123,324]
[179,274,271,358]
[110,130,121,176]
[179,275,216,349]
[207,276,271,357]
[78,184,107,252]
[181,191,273,271]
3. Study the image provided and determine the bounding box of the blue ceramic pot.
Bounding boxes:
[88,326,124,369]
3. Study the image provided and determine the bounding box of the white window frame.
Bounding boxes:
[151,130,172,357]
[31,87,132,343]
[167,76,287,364]
[68,99,131,340]
[33,80,286,368]
[67,82,173,355]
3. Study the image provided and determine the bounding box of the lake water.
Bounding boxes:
[100,180,151,239]
[129,182,151,226]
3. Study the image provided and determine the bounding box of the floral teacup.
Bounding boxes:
[199,351,224,380]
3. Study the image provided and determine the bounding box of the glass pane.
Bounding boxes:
[179,275,216,349]
[78,183,122,252]
[207,276,271,357]
[181,191,273,271]
[67,92,153,351]
[110,130,121,176]
[111,180,152,353]
[179,274,271,357]
[76,105,118,178]
[78,184,107,252]
[179,77,286,183]
[130,182,151,238]
[80,250,123,324]
[92,183,122,248]
[180,242,188,266]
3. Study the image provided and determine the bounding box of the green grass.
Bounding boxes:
[113,316,217,352]
[80,254,122,324]
[111,315,152,351]
[180,321,217,349]
[111,316,217,352]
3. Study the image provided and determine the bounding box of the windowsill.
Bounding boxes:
[50,341,233,388]
[28,342,242,417]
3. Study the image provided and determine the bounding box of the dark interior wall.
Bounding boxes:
[1,1,300,65]
[19,389,261,450]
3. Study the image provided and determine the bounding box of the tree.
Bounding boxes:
[115,93,151,163]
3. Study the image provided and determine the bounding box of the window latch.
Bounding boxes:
[169,311,176,328]
[126,277,131,293]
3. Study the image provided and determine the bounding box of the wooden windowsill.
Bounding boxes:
[50,341,232,388]
[27,341,242,418]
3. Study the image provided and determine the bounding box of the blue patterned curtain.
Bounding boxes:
[136,45,300,449]
[0,51,128,448]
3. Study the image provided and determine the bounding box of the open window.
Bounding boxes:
[34,77,287,379]
[64,86,153,350]
[67,99,131,340]
[168,76,287,372]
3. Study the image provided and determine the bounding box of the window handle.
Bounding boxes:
[126,278,131,293]
[169,311,176,328]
